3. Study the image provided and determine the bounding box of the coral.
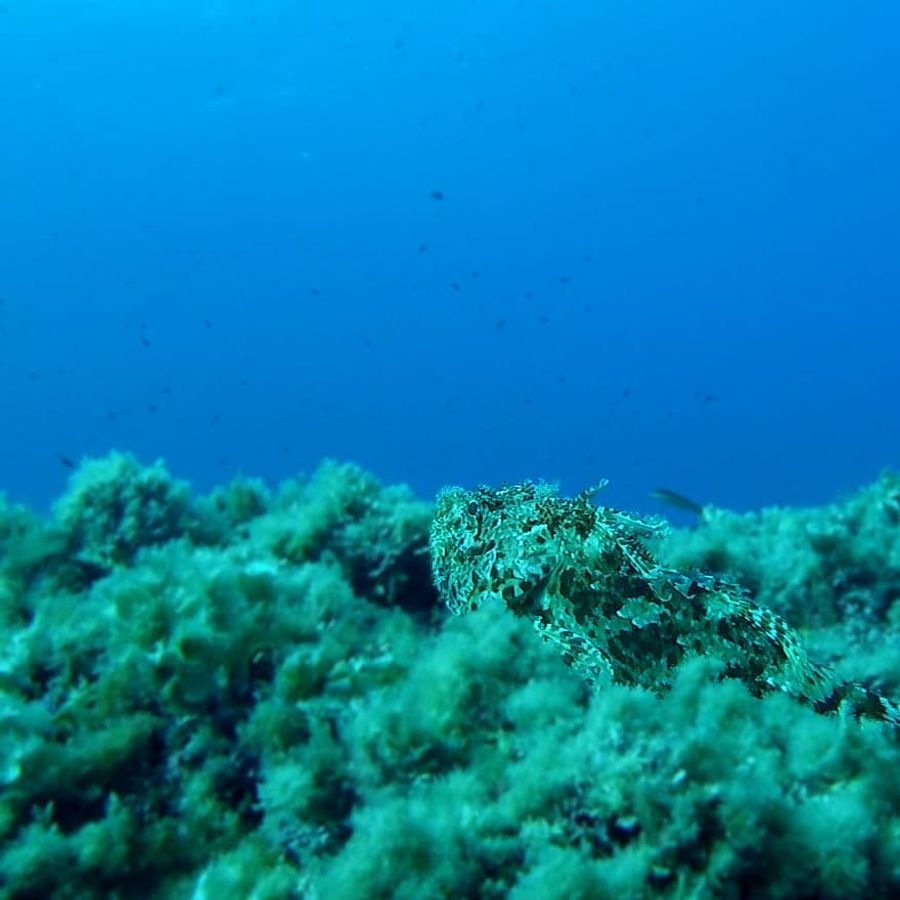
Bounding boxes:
[430,480,900,730]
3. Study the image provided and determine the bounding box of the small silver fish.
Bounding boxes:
[649,488,704,517]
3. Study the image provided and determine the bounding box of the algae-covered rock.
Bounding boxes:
[251,459,435,614]
[53,452,194,568]
[0,494,66,595]
[659,470,900,626]
[2,459,900,899]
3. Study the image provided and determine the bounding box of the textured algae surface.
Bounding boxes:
[1,454,900,899]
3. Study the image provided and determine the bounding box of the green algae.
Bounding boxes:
[1,455,899,899]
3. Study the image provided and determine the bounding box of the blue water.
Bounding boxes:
[1,0,898,516]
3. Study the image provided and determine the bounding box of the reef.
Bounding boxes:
[1,455,900,898]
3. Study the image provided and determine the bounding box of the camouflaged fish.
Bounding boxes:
[430,480,900,730]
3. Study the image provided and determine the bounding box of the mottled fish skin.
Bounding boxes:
[430,481,900,731]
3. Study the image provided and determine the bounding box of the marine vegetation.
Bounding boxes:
[1,455,900,899]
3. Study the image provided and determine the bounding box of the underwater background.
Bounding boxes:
[2,0,899,514]
[2,2,900,899]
